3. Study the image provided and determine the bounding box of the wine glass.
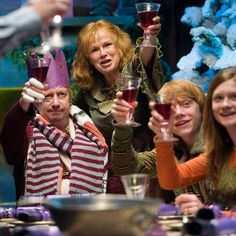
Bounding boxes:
[153,92,178,143]
[135,2,161,47]
[118,75,142,127]
[35,15,68,54]
[35,28,51,55]
[47,15,68,49]
[121,174,150,200]
[28,57,51,83]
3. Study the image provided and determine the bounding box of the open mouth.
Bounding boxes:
[100,59,111,66]
[175,120,189,127]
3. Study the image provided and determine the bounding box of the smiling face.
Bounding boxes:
[212,80,236,132]
[36,87,71,130]
[88,29,120,83]
[157,80,205,148]
[173,97,202,145]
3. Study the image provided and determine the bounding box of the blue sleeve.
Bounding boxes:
[0,7,41,55]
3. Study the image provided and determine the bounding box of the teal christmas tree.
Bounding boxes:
[91,0,112,16]
[171,0,236,92]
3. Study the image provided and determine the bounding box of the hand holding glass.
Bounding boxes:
[119,75,141,127]
[121,174,150,200]
[35,15,68,54]
[28,58,51,83]
[136,2,161,47]
[47,15,68,49]
[153,93,177,143]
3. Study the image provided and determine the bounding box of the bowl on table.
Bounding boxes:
[44,194,161,236]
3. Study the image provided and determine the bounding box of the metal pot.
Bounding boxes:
[45,194,161,236]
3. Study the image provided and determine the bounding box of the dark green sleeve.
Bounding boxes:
[111,121,156,177]
[72,88,90,116]
[123,37,165,101]
[136,37,165,94]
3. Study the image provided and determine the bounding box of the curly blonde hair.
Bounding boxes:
[72,20,135,90]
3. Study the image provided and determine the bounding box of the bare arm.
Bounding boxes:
[139,16,161,67]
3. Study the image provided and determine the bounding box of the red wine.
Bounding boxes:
[138,10,158,29]
[31,66,49,82]
[155,103,171,120]
[122,87,138,104]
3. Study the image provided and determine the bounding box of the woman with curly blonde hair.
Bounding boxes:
[72,19,165,193]
[73,20,135,90]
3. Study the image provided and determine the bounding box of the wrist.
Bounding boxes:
[19,98,31,113]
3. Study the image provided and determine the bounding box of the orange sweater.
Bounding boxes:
[156,142,207,190]
[156,142,236,190]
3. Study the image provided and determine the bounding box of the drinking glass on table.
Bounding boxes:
[118,75,141,127]
[135,2,161,47]
[153,92,178,143]
[121,174,150,200]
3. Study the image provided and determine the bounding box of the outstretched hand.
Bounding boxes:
[175,193,203,215]
[148,16,161,37]
[27,0,71,26]
[148,100,175,138]
[138,16,161,38]
[21,78,47,112]
[111,91,138,124]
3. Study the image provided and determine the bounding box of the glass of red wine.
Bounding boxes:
[135,2,161,47]
[153,92,178,142]
[119,75,142,127]
[28,58,51,83]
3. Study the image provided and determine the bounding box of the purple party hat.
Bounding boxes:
[44,49,70,89]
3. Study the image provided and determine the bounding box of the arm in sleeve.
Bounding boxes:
[0,7,41,55]
[122,39,165,102]
[156,142,207,190]
[0,100,34,166]
[111,121,156,176]
[135,37,165,93]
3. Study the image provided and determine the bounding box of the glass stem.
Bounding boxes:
[143,30,150,43]
[126,107,134,124]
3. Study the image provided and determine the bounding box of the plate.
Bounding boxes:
[0,221,15,228]
[158,215,194,232]
[161,221,183,231]
[9,220,55,226]
[157,215,184,220]
[157,214,193,221]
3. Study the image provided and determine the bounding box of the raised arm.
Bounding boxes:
[0,78,46,166]
[139,16,161,67]
[148,101,207,189]
[0,0,70,55]
[111,92,156,176]
[156,142,207,189]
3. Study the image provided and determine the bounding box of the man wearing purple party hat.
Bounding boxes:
[0,50,108,199]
